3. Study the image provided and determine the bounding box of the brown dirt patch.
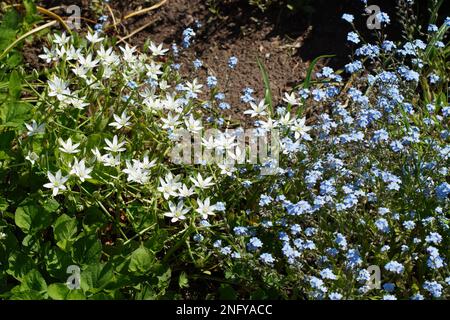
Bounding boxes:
[29,0,404,122]
[109,0,310,123]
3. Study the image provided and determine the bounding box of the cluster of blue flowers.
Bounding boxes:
[208,10,449,299]
[181,28,196,48]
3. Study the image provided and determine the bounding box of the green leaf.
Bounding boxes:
[42,198,60,213]
[6,52,22,68]
[135,285,157,300]
[80,263,115,293]
[21,270,47,293]
[23,0,40,24]
[66,289,87,300]
[7,252,36,281]
[425,23,449,59]
[47,283,70,300]
[256,56,273,114]
[72,235,102,266]
[157,267,171,292]
[178,272,189,288]
[45,247,74,279]
[0,9,20,30]
[15,200,53,234]
[10,290,44,300]
[8,70,22,100]
[144,229,168,252]
[53,214,78,250]
[89,292,118,300]
[302,54,335,89]
[1,101,32,127]
[82,207,108,233]
[0,197,8,212]
[0,29,17,52]
[129,246,155,275]
[47,283,85,300]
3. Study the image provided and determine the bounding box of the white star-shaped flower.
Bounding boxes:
[58,138,80,154]
[48,76,71,101]
[149,42,169,56]
[283,92,300,106]
[195,197,216,219]
[25,120,45,136]
[164,200,190,223]
[244,100,268,117]
[190,173,214,190]
[25,151,39,165]
[177,184,195,198]
[158,172,182,199]
[109,111,132,130]
[104,135,126,153]
[185,114,203,133]
[86,31,104,44]
[44,170,69,196]
[292,117,312,140]
[70,158,93,182]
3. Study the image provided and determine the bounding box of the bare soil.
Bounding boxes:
[29,0,403,121]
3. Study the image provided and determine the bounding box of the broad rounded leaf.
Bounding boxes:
[129,247,155,275]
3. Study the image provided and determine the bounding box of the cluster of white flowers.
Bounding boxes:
[24,30,316,227]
